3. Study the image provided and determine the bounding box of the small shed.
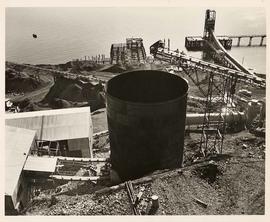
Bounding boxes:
[5,126,37,214]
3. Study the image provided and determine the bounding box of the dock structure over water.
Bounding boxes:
[185,34,266,51]
[110,38,146,64]
[185,36,232,51]
[227,35,266,47]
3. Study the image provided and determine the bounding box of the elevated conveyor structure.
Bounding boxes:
[206,29,254,75]
[150,10,265,157]
[150,38,265,156]
[202,9,260,76]
[150,40,265,91]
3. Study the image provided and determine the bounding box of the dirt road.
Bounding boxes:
[10,75,54,103]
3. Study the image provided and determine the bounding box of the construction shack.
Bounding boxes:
[5,107,93,158]
[5,126,37,215]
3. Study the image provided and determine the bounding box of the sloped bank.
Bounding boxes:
[41,76,105,111]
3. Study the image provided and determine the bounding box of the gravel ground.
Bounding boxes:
[10,62,265,216]
[25,130,265,215]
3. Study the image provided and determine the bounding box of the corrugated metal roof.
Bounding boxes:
[5,107,92,141]
[5,126,36,195]
[111,43,126,48]
[23,156,57,173]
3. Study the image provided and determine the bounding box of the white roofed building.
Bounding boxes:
[5,107,93,158]
[5,107,94,214]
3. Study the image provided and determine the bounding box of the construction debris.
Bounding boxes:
[125,181,140,215]
[148,195,159,215]
[192,196,208,208]
[135,186,145,206]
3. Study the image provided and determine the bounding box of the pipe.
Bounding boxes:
[185,111,246,126]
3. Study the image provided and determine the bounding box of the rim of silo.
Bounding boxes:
[105,70,189,106]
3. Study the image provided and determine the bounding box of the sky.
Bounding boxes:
[5,7,266,64]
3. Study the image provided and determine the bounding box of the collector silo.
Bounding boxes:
[106,70,189,181]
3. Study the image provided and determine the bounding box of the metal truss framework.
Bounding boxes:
[150,40,264,157]
[199,71,238,156]
[180,61,238,156]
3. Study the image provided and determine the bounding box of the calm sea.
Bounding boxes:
[5,7,266,73]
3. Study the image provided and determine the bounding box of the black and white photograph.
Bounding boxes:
[2,1,267,217]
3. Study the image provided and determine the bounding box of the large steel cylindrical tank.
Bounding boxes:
[106,70,189,181]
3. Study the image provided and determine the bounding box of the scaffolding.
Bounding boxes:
[110,38,146,64]
[199,71,238,156]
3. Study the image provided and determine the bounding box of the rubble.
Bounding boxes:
[24,133,265,215]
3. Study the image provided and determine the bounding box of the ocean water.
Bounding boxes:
[189,47,266,74]
[5,7,266,73]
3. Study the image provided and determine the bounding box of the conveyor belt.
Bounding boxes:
[150,40,265,89]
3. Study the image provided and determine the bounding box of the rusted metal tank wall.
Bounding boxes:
[106,70,189,181]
